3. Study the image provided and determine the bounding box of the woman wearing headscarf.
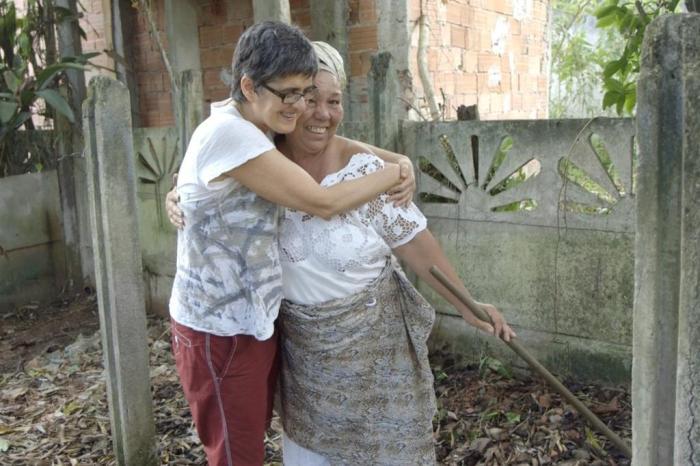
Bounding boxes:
[274,42,515,466]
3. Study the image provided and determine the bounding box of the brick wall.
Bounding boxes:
[407,0,550,120]
[81,0,255,127]
[125,2,173,127]
[348,0,379,79]
[290,0,311,31]
[80,0,549,127]
[80,0,316,127]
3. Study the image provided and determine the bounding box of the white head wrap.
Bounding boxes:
[312,41,347,88]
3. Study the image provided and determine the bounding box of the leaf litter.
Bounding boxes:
[430,348,631,466]
[1,297,631,465]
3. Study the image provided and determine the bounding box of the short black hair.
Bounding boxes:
[230,21,317,103]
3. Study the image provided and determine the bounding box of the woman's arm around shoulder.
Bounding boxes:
[165,147,402,226]
[225,147,401,220]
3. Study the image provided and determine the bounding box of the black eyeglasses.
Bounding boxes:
[259,82,317,105]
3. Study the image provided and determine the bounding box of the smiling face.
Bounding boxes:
[242,74,314,134]
[288,70,344,153]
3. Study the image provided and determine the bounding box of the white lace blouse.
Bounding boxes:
[279,153,427,305]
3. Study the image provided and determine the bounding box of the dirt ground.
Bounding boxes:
[0,296,631,465]
[0,293,100,374]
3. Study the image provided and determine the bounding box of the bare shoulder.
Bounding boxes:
[337,136,376,160]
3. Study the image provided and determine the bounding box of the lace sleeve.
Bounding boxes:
[327,153,428,248]
[366,195,427,248]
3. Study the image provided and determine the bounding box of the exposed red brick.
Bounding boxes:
[477,53,500,72]
[349,25,378,51]
[358,0,377,22]
[455,73,477,93]
[450,25,467,48]
[349,50,373,77]
[489,0,512,15]
[199,25,223,48]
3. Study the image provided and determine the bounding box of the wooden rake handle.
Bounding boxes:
[429,265,632,459]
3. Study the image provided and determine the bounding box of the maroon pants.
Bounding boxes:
[171,320,279,466]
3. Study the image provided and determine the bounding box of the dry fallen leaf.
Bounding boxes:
[1,298,632,466]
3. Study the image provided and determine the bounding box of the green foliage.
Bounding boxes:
[478,355,513,379]
[594,0,682,115]
[0,0,95,176]
[550,0,624,118]
[505,411,521,424]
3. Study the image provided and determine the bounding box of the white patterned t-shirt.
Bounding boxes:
[169,100,282,340]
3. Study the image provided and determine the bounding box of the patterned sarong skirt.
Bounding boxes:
[278,261,437,465]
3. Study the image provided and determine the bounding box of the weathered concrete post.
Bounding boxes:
[164,0,204,153]
[310,0,348,58]
[253,0,291,23]
[83,76,157,466]
[673,14,700,465]
[369,0,411,149]
[55,0,92,289]
[310,0,351,131]
[634,13,700,466]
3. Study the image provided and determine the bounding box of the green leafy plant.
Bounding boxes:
[478,355,513,379]
[505,411,521,424]
[0,0,96,176]
[550,0,624,118]
[551,0,695,117]
[594,0,684,115]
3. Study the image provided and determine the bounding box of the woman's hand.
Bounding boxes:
[472,302,517,342]
[388,156,416,207]
[166,174,185,229]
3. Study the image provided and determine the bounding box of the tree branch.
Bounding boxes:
[417,0,440,121]
[137,0,178,93]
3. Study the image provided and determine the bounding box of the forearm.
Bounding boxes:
[316,164,401,218]
[394,230,486,329]
[230,149,400,219]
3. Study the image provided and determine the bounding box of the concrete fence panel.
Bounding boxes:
[401,117,636,383]
[132,126,181,315]
[0,170,65,311]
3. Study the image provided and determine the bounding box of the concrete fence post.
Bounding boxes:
[164,0,204,155]
[83,76,157,466]
[56,0,92,289]
[253,0,291,23]
[634,13,700,466]
[673,13,700,465]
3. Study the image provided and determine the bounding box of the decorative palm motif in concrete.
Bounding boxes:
[417,133,541,214]
[134,129,181,228]
[557,133,636,216]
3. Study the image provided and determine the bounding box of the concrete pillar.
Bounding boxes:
[368,52,395,149]
[55,0,92,289]
[253,0,291,23]
[310,0,350,123]
[371,0,411,149]
[633,13,700,466]
[310,0,348,60]
[673,14,700,465]
[165,0,204,153]
[83,76,157,466]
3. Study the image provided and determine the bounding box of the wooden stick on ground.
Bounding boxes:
[429,265,632,459]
